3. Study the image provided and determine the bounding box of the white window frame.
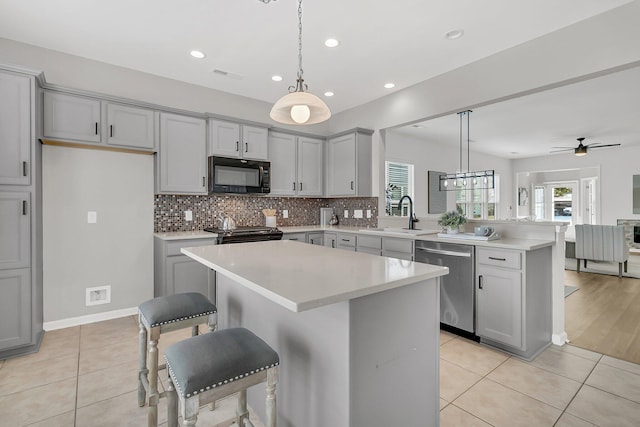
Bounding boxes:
[385,161,414,216]
[455,175,500,220]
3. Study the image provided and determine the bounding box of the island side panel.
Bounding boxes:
[216,273,351,427]
[350,277,440,427]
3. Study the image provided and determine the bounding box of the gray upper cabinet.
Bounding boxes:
[209,119,268,160]
[43,91,101,143]
[0,192,30,270]
[269,132,323,196]
[0,72,31,185]
[327,130,372,197]
[158,113,207,194]
[105,103,155,150]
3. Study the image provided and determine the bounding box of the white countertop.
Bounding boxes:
[154,231,217,240]
[181,240,449,313]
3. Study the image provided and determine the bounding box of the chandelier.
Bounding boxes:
[439,110,495,191]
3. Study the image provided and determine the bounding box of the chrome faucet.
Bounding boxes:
[397,195,418,229]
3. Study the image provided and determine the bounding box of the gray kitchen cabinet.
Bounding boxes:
[105,102,155,150]
[382,237,414,261]
[326,129,373,197]
[154,237,217,300]
[356,235,382,255]
[0,66,42,360]
[476,246,552,360]
[308,232,324,246]
[337,233,357,251]
[0,71,31,185]
[43,91,101,143]
[269,131,323,196]
[208,119,268,160]
[324,232,337,249]
[0,192,30,270]
[157,113,207,194]
[0,269,31,350]
[282,232,306,242]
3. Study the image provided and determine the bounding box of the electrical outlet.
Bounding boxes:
[344,210,349,218]
[185,210,193,221]
[354,209,363,219]
[283,209,289,218]
[87,211,97,223]
[367,209,372,218]
[86,285,111,306]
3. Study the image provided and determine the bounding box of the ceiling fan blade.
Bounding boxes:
[587,143,621,149]
[550,146,574,149]
[550,148,575,153]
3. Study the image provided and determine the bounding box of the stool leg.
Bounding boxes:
[138,319,148,407]
[266,367,278,427]
[166,375,178,427]
[237,390,250,426]
[208,312,217,332]
[147,329,160,427]
[191,325,199,336]
[183,397,199,427]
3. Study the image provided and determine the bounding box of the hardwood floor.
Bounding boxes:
[564,268,640,364]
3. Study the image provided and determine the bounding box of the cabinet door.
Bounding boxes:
[158,113,207,194]
[208,119,241,157]
[308,233,324,246]
[106,103,155,150]
[0,269,31,350]
[268,132,297,196]
[298,137,323,196]
[0,192,30,270]
[476,265,523,348]
[242,125,268,160]
[0,72,31,185]
[324,233,337,249]
[166,256,212,300]
[43,92,101,143]
[327,133,356,196]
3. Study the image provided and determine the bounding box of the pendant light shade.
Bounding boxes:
[268,0,331,125]
[270,90,331,125]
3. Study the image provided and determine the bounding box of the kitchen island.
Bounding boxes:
[182,240,448,427]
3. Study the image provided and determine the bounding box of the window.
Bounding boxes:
[385,161,414,215]
[455,175,500,220]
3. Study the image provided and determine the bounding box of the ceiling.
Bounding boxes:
[392,65,640,159]
[0,0,633,115]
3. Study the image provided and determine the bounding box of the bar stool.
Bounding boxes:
[165,328,279,427]
[138,292,217,427]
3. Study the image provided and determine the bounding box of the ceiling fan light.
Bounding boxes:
[270,91,331,125]
[574,146,588,156]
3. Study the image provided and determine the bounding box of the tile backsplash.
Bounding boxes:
[154,194,378,232]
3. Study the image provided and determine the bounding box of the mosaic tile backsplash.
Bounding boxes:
[154,194,378,232]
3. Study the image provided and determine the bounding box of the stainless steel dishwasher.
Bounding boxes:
[415,240,475,334]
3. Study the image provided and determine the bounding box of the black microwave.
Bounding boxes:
[208,156,270,194]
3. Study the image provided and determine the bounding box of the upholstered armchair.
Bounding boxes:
[575,224,629,278]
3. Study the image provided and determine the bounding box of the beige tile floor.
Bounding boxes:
[1,317,639,426]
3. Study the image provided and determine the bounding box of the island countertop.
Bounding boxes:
[181,240,448,312]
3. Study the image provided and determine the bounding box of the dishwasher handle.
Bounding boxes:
[415,246,472,258]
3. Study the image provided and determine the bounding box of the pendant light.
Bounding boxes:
[439,110,495,191]
[269,0,331,125]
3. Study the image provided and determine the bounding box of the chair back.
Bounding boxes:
[574,224,629,262]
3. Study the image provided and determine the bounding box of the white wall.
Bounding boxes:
[42,146,154,322]
[385,131,512,219]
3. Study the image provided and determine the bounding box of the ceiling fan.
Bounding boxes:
[550,137,621,156]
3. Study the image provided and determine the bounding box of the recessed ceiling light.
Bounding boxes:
[190,50,206,59]
[324,38,339,48]
[384,83,395,89]
[272,75,283,82]
[324,91,334,97]
[445,29,464,40]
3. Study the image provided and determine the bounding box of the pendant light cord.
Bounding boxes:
[297,0,303,81]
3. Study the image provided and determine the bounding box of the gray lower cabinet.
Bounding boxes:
[154,237,217,301]
[282,233,306,242]
[356,235,382,255]
[382,237,413,260]
[0,191,30,269]
[337,233,356,251]
[0,269,31,349]
[475,246,552,360]
[324,233,337,248]
[308,232,324,246]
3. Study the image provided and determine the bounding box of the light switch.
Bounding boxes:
[87,211,97,224]
[185,210,193,221]
[283,209,289,218]
[354,209,363,219]
[344,210,349,218]
[366,209,372,218]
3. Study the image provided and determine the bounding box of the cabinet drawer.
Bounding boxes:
[357,235,382,250]
[337,233,356,248]
[283,233,306,242]
[167,239,217,256]
[383,237,413,254]
[477,248,521,269]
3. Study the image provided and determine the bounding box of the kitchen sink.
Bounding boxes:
[359,228,440,236]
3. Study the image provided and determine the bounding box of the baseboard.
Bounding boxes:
[43,307,138,331]
[552,331,568,346]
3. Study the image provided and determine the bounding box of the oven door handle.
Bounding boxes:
[415,247,472,257]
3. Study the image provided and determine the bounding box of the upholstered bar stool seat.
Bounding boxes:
[165,328,279,427]
[138,292,217,427]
